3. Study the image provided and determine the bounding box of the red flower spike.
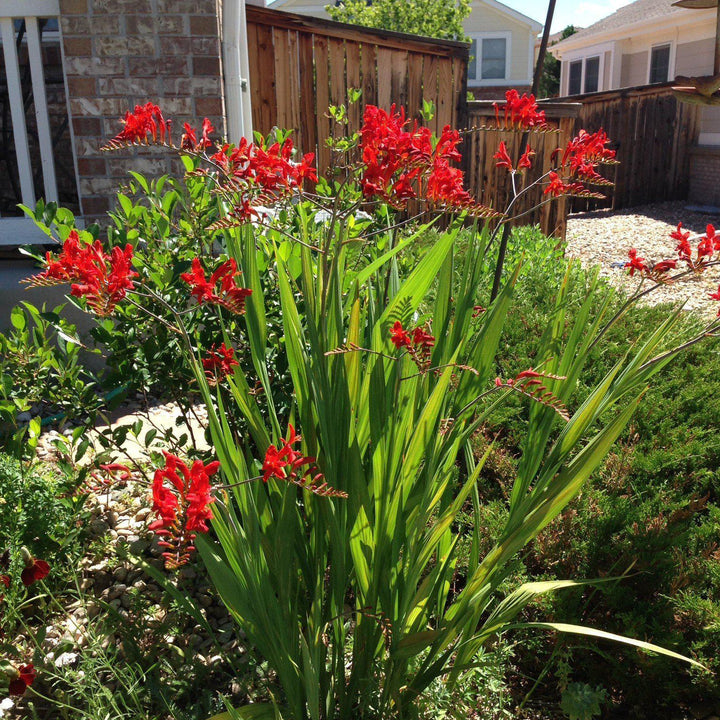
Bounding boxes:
[390,320,413,349]
[493,141,513,171]
[105,102,170,148]
[28,230,138,315]
[518,146,535,171]
[493,90,547,130]
[544,172,568,198]
[149,453,220,569]
[202,342,239,380]
[625,248,648,277]
[21,558,50,587]
[710,285,720,315]
[181,257,252,314]
[261,426,347,498]
[8,663,36,696]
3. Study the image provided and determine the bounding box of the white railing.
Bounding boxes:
[0,0,62,244]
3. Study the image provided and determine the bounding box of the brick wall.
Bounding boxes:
[689,146,720,207]
[59,0,226,220]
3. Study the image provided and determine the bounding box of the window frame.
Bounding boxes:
[648,41,674,85]
[563,43,614,96]
[467,31,512,86]
[583,55,601,93]
[568,59,583,95]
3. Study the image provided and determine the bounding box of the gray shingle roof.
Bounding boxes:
[563,0,685,42]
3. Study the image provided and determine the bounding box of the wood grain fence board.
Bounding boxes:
[360,41,377,109]
[390,49,409,112]
[253,23,277,134]
[314,34,331,174]
[436,58,453,131]
[345,40,361,130]
[273,29,292,131]
[407,52,424,121]
[298,32,317,157]
[376,47,393,110]
[286,30,301,142]
[423,55,439,134]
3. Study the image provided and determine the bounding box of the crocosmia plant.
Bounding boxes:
[24,92,711,719]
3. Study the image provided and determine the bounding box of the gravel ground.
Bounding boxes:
[565,201,720,316]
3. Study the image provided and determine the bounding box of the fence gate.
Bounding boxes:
[0,0,77,245]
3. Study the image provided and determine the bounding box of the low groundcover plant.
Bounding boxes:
[6,92,716,719]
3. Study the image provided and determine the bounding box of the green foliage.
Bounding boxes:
[560,683,607,720]
[327,0,471,41]
[0,454,87,576]
[0,302,100,457]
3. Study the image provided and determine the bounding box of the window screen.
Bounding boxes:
[584,56,600,93]
[481,38,506,80]
[568,60,582,95]
[650,44,671,84]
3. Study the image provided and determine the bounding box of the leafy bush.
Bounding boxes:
[9,96,716,720]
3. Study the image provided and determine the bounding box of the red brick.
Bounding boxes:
[81,197,111,216]
[67,76,96,95]
[189,15,217,36]
[89,16,122,34]
[192,56,220,76]
[59,0,88,14]
[59,16,89,34]
[92,0,152,13]
[64,36,92,56]
[64,56,126,77]
[95,36,155,57]
[159,37,193,56]
[126,15,184,35]
[157,0,216,12]
[195,97,223,116]
[191,37,219,55]
[97,77,159,96]
[73,117,103,135]
[128,56,190,76]
[77,158,107,175]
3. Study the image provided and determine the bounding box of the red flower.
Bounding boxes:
[625,248,647,277]
[493,141,513,171]
[412,326,435,350]
[202,343,239,379]
[518,146,535,171]
[31,230,137,315]
[653,259,678,274]
[390,320,412,349]
[493,90,546,130]
[149,453,220,568]
[107,102,170,146]
[262,425,315,483]
[181,257,252,314]
[544,172,568,198]
[21,558,50,587]
[698,237,714,259]
[8,664,36,696]
[390,321,435,371]
[672,223,692,263]
[705,224,720,251]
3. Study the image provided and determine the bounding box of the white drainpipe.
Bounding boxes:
[223,0,253,142]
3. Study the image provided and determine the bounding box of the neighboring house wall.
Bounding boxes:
[58,0,226,220]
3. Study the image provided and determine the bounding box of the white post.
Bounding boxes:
[223,0,253,143]
[26,15,58,203]
[1,17,36,208]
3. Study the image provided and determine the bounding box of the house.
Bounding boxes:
[267,0,542,98]
[550,0,720,206]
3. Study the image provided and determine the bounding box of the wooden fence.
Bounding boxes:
[564,83,702,211]
[463,101,581,237]
[245,5,469,176]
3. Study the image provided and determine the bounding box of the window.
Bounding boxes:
[650,44,671,84]
[468,34,509,83]
[568,60,582,95]
[481,38,507,80]
[584,56,600,93]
